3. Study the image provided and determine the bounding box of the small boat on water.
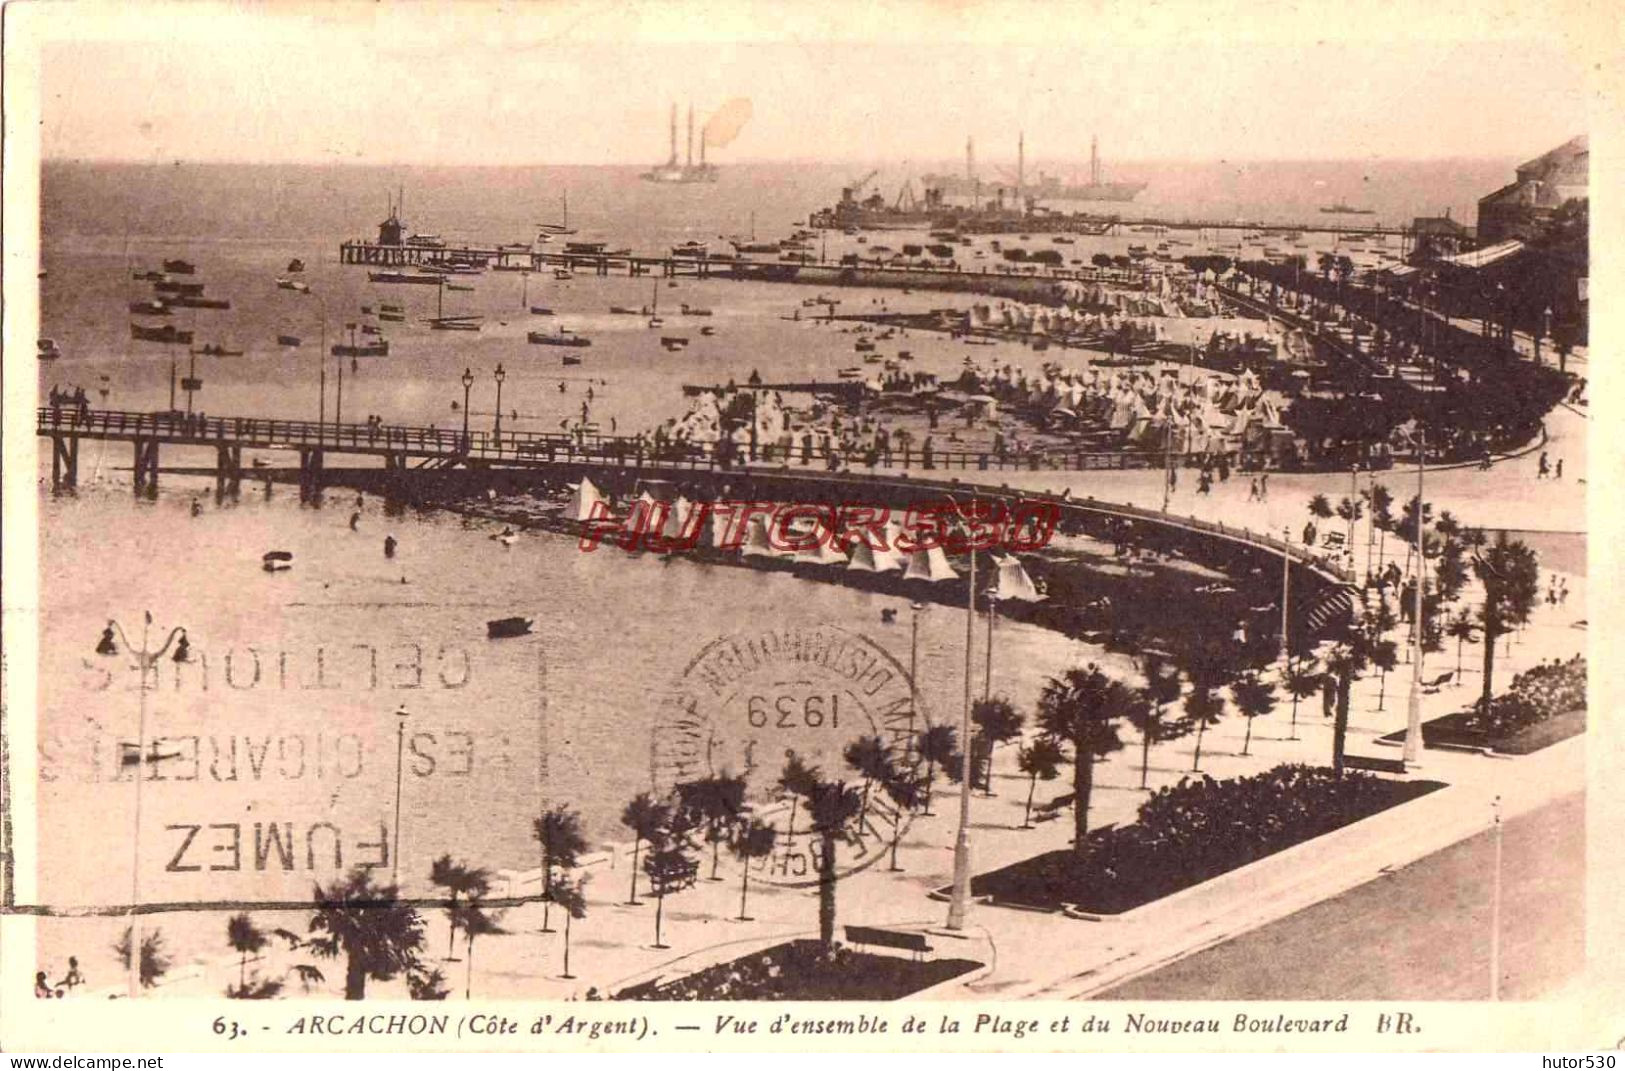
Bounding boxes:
[287,258,305,273]
[38,338,61,361]
[529,330,590,347]
[168,295,232,309]
[331,340,389,357]
[155,280,206,296]
[647,317,665,328]
[530,306,555,316]
[277,334,302,347]
[661,336,689,351]
[262,550,293,573]
[163,259,197,275]
[360,324,381,335]
[129,300,171,315]
[680,304,713,316]
[131,323,193,344]
[428,317,481,332]
[854,339,876,353]
[898,350,913,360]
[562,355,583,366]
[193,344,244,357]
[490,528,520,546]
[837,367,864,380]
[699,325,717,336]
[132,270,166,282]
[378,311,406,322]
[609,306,638,315]
[369,271,444,285]
[487,616,533,639]
[554,269,574,281]
[446,283,475,292]
[276,278,310,293]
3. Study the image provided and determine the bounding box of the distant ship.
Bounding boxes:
[641,103,718,184]
[809,177,947,231]
[1319,202,1376,215]
[922,135,1146,204]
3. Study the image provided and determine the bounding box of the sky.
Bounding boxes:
[19,0,1603,168]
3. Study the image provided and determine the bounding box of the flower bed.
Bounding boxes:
[1380,657,1585,754]
[972,764,1444,915]
[614,940,981,1001]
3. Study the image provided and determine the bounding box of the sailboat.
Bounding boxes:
[426,280,482,331]
[647,278,663,328]
[537,191,577,237]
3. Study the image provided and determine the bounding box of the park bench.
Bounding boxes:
[843,925,933,961]
[1343,754,1407,775]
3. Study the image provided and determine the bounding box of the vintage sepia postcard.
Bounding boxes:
[2,0,1618,1056]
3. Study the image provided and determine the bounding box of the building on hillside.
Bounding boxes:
[1476,135,1589,245]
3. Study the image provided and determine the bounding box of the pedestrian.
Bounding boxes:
[1538,451,1549,479]
[349,511,361,531]
[1555,458,1564,480]
[384,534,397,559]
[35,972,52,998]
[1260,473,1269,499]
[1248,477,1259,501]
[60,957,84,990]
[1559,577,1569,604]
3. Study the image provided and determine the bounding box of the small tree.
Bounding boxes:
[643,810,699,950]
[1284,655,1321,740]
[1362,599,1401,711]
[533,804,588,932]
[407,965,451,1001]
[1035,664,1128,856]
[776,751,821,866]
[914,724,959,815]
[454,902,506,1000]
[804,780,864,947]
[620,792,670,906]
[114,927,173,991]
[1336,496,1364,551]
[842,734,891,829]
[676,773,747,881]
[428,854,492,960]
[1016,737,1064,827]
[1130,655,1187,788]
[1472,532,1542,708]
[970,696,1025,794]
[225,913,268,993]
[1447,610,1479,680]
[1182,683,1226,771]
[879,758,925,869]
[1230,672,1277,756]
[1307,493,1333,522]
[554,874,589,980]
[729,817,778,921]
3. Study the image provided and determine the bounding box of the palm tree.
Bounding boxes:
[225,913,268,993]
[776,751,821,866]
[1366,484,1394,573]
[970,696,1024,795]
[428,854,492,960]
[114,927,174,990]
[533,804,588,932]
[1322,641,1362,775]
[1131,655,1186,788]
[620,792,670,905]
[1447,610,1479,681]
[914,724,959,815]
[677,773,747,882]
[1335,496,1363,551]
[1035,664,1128,857]
[879,758,925,869]
[307,867,425,1000]
[804,780,864,947]
[1230,672,1277,756]
[729,817,778,920]
[1471,532,1542,708]
[1016,737,1064,827]
[1182,683,1225,770]
[454,903,506,1000]
[554,874,589,980]
[1283,655,1321,740]
[1307,493,1333,523]
[1362,598,1401,710]
[843,734,891,830]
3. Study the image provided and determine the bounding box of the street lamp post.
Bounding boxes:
[1490,794,1503,1000]
[461,368,474,451]
[493,363,507,453]
[1279,526,1291,663]
[392,703,411,889]
[946,541,976,931]
[1403,428,1426,767]
[98,613,187,998]
[983,591,999,703]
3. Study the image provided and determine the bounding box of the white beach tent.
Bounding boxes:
[847,539,905,573]
[742,515,794,558]
[904,545,959,583]
[795,535,849,566]
[566,476,608,523]
[992,554,1045,602]
[661,496,697,541]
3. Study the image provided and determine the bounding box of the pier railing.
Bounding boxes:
[37,407,1166,474]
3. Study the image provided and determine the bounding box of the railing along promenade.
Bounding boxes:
[38,406,1351,588]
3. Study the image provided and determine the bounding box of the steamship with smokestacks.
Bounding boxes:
[922,134,1146,203]
[642,103,719,184]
